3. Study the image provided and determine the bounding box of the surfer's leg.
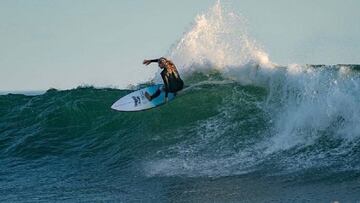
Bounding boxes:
[151,89,161,99]
[145,89,161,101]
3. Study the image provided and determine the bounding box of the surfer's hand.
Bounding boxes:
[143,60,151,66]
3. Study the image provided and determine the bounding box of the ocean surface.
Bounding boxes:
[2,1,360,202]
[1,65,360,202]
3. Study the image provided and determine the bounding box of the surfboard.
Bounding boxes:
[111,84,176,112]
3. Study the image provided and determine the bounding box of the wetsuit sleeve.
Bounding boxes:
[149,59,159,63]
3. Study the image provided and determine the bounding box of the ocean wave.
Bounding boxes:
[1,64,360,180]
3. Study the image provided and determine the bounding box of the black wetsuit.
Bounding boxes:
[161,68,184,97]
[148,59,184,100]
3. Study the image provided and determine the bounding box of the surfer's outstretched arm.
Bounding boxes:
[143,59,159,66]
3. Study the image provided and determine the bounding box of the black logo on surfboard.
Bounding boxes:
[132,96,141,107]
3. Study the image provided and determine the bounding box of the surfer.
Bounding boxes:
[143,57,184,102]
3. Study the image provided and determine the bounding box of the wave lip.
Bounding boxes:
[163,0,273,82]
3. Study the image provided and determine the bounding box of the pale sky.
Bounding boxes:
[1,0,359,91]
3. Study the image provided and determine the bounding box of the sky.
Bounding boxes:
[1,0,359,91]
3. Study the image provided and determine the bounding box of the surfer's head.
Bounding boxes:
[158,57,167,69]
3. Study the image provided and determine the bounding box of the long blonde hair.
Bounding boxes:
[163,58,180,78]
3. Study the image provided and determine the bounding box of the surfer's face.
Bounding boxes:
[158,60,165,69]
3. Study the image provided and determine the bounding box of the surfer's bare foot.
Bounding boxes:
[145,92,152,101]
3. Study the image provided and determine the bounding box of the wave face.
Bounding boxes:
[1,65,360,201]
[1,1,360,202]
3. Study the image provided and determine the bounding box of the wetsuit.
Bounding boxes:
[148,58,184,100]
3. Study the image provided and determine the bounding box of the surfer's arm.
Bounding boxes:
[143,59,159,65]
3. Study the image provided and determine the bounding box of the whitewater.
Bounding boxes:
[1,1,360,202]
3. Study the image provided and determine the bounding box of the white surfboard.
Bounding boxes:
[111,84,176,112]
